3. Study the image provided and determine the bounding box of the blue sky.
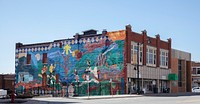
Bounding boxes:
[0,0,200,73]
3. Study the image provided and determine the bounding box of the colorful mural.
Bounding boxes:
[15,30,126,96]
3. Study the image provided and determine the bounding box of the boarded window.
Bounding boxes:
[27,54,31,64]
[43,53,47,63]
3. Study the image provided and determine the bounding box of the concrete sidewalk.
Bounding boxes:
[70,92,200,100]
[143,92,200,97]
[70,94,142,100]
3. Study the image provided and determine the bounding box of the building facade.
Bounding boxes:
[0,74,15,94]
[15,29,126,96]
[191,61,200,87]
[126,25,172,94]
[171,49,191,93]
[15,25,191,96]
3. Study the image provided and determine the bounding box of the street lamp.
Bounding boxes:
[134,38,151,95]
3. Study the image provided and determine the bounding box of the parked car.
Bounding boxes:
[192,87,200,92]
[0,89,7,98]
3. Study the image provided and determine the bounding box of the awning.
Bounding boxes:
[168,74,178,81]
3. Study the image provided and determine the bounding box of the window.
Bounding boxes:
[27,54,31,64]
[178,60,182,87]
[43,53,47,63]
[146,46,156,66]
[197,68,200,74]
[160,49,168,68]
[131,42,143,65]
[192,68,196,74]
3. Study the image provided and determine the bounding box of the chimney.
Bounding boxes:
[16,43,23,49]
[142,30,147,35]
[102,29,107,35]
[83,29,97,35]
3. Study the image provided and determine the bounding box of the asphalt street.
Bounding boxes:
[1,94,200,104]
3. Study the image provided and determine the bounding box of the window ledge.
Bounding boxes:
[146,64,156,67]
[160,66,168,69]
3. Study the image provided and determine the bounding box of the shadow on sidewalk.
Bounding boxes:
[143,92,200,97]
[0,98,81,104]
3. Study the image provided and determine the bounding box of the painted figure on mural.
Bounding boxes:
[82,60,91,81]
[42,65,47,86]
[19,73,24,82]
[63,44,72,55]
[74,69,79,82]
[49,64,56,74]
[85,59,91,72]
[48,64,56,86]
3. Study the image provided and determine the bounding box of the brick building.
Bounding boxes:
[126,25,171,93]
[126,25,191,94]
[171,49,191,93]
[15,25,192,96]
[191,61,200,87]
[0,74,15,94]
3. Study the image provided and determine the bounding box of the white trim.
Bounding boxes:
[131,41,143,65]
[160,49,169,68]
[146,45,157,67]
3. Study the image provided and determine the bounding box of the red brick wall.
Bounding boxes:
[0,75,15,92]
[125,26,171,67]
[191,61,200,67]
[171,59,191,93]
[171,58,178,93]
[186,61,192,92]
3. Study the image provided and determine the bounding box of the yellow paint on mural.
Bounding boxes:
[64,44,71,55]
[49,64,56,73]
[18,53,27,58]
[106,30,126,41]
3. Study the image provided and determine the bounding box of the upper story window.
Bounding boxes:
[178,60,182,87]
[160,49,168,68]
[192,67,200,75]
[146,46,156,66]
[131,42,143,65]
[26,54,31,64]
[43,53,48,64]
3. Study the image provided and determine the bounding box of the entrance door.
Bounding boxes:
[143,80,153,94]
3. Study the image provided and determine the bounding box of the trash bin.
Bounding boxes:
[153,87,158,93]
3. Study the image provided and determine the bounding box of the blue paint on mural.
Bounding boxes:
[15,36,125,95]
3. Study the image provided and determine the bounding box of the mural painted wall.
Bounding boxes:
[15,30,126,96]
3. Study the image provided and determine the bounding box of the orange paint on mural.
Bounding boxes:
[106,30,126,41]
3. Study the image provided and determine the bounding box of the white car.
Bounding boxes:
[192,87,200,92]
[0,89,7,98]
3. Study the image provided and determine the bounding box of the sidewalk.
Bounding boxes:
[143,92,200,97]
[70,92,200,100]
[70,94,142,100]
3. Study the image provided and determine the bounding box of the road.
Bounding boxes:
[1,95,200,104]
[9,96,200,104]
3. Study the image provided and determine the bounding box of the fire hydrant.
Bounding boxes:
[11,92,15,103]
